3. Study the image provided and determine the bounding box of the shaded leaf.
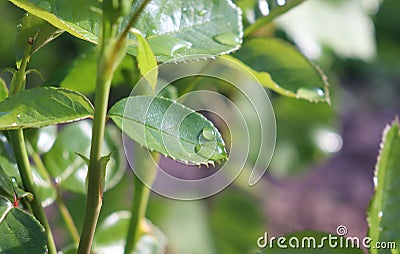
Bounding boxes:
[132,29,158,92]
[94,211,167,254]
[60,48,139,94]
[0,196,47,254]
[233,37,330,103]
[368,119,400,254]
[8,0,243,62]
[108,95,227,165]
[0,87,93,130]
[16,12,63,68]
[43,120,125,194]
[259,231,363,253]
[0,166,15,198]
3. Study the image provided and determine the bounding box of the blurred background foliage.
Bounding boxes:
[1,0,399,253]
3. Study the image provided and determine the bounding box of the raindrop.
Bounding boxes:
[202,127,215,141]
[296,87,325,101]
[258,0,270,16]
[197,9,208,16]
[378,211,383,218]
[277,0,286,6]
[11,177,17,183]
[38,1,52,12]
[212,33,241,46]
[170,41,192,56]
[55,177,61,184]
[11,123,17,127]
[182,7,188,12]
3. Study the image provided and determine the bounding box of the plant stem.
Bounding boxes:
[124,144,159,254]
[8,39,57,254]
[9,130,57,254]
[31,151,80,245]
[77,66,112,254]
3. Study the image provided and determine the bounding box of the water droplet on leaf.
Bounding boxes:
[38,1,52,12]
[213,33,241,46]
[170,41,192,56]
[202,127,215,140]
[296,87,325,101]
[197,9,207,16]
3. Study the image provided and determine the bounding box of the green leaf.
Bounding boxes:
[60,47,139,94]
[8,0,243,62]
[368,119,400,254]
[0,87,94,130]
[132,29,158,92]
[0,166,15,198]
[31,164,56,207]
[233,38,330,103]
[16,12,63,68]
[43,120,126,194]
[93,211,167,254]
[0,196,47,254]
[259,231,363,253]
[108,95,227,165]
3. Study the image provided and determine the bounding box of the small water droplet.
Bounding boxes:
[182,7,188,12]
[202,127,215,141]
[296,87,325,101]
[197,9,207,16]
[11,123,17,127]
[37,1,52,12]
[55,177,61,184]
[213,33,241,46]
[11,177,17,183]
[170,41,192,56]
[378,211,383,218]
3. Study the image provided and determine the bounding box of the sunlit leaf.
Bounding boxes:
[233,38,330,103]
[0,87,93,130]
[43,120,126,194]
[368,119,400,254]
[8,0,243,62]
[108,95,227,165]
[0,196,47,254]
[15,12,62,68]
[131,29,158,92]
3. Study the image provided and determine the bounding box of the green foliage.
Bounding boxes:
[233,38,330,103]
[15,12,62,68]
[8,0,243,62]
[368,120,400,254]
[0,196,47,254]
[43,120,125,194]
[109,95,227,165]
[0,87,93,130]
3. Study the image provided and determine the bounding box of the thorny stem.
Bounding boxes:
[8,39,57,254]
